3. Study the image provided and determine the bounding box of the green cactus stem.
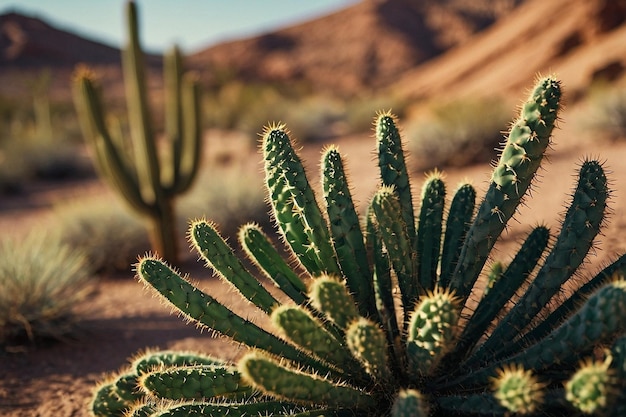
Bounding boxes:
[190,220,279,313]
[239,351,378,410]
[238,223,308,304]
[406,288,460,377]
[345,317,392,382]
[72,1,201,264]
[376,111,416,245]
[449,77,561,300]
[415,172,446,293]
[491,364,544,414]
[308,275,360,330]
[565,356,614,414]
[89,75,626,417]
[271,305,354,368]
[263,124,340,276]
[322,146,376,318]
[138,364,252,400]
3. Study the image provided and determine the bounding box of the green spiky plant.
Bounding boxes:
[90,76,626,416]
[72,0,201,264]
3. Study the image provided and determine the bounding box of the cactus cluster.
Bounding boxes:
[73,1,201,264]
[91,76,626,416]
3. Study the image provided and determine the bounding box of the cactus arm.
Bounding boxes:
[130,349,226,374]
[239,223,308,304]
[122,0,160,205]
[565,356,613,414]
[521,254,626,344]
[345,317,392,382]
[173,73,202,193]
[238,351,378,410]
[376,111,416,244]
[450,76,561,300]
[478,160,608,359]
[136,257,326,372]
[263,125,340,276]
[138,364,253,400]
[449,226,550,364]
[73,70,149,214]
[146,400,302,417]
[271,305,356,370]
[162,45,183,190]
[406,288,460,377]
[163,69,202,195]
[366,206,405,377]
[89,374,142,417]
[308,275,359,330]
[438,183,476,287]
[371,186,418,316]
[321,145,376,318]
[190,220,279,313]
[415,172,446,292]
[162,45,202,195]
[453,280,626,388]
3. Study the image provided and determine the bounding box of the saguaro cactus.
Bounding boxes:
[89,76,626,416]
[73,0,201,264]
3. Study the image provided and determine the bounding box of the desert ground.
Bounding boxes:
[2,100,626,417]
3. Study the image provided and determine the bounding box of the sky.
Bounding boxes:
[0,0,360,53]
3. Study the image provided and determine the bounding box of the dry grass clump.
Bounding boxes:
[52,198,150,274]
[581,86,626,141]
[0,232,94,347]
[406,96,512,170]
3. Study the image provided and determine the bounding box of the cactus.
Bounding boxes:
[90,76,626,417]
[72,0,201,264]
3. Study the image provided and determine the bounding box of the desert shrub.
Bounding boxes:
[203,80,408,144]
[581,86,626,141]
[180,165,269,238]
[52,198,149,274]
[343,93,408,133]
[407,96,513,170]
[0,115,93,194]
[0,232,94,346]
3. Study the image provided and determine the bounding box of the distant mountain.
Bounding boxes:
[394,0,626,101]
[189,0,525,96]
[0,10,160,101]
[1,0,622,104]
[0,11,121,67]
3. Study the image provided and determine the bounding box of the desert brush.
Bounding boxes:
[72,0,201,264]
[90,76,626,416]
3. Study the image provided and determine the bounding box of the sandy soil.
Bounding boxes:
[2,109,626,416]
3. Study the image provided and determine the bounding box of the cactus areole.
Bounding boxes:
[91,76,626,417]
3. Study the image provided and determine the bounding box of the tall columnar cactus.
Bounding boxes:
[73,1,201,264]
[90,76,626,416]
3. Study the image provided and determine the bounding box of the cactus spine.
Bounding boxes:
[72,1,201,264]
[90,76,626,417]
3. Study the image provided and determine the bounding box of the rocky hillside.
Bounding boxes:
[0,11,158,100]
[189,0,524,96]
[394,0,626,102]
[0,12,121,67]
[0,0,624,103]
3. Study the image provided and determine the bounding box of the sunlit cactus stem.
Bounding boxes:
[449,77,561,300]
[88,74,626,417]
[72,0,202,264]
